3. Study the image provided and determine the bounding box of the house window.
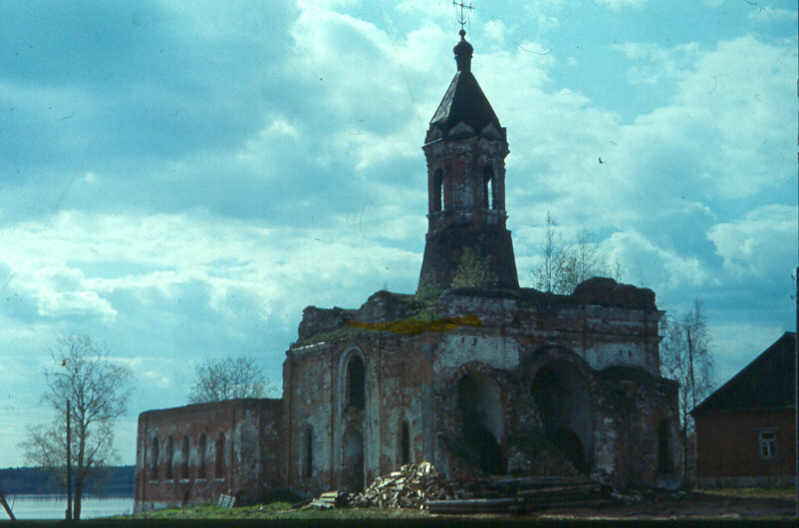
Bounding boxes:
[759,430,777,460]
[347,356,365,410]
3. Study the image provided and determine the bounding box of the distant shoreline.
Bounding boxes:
[0,466,134,496]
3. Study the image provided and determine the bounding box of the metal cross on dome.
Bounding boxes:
[452,0,473,31]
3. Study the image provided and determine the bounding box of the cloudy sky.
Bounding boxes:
[1,0,796,468]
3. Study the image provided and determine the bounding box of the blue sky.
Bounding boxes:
[0,0,796,468]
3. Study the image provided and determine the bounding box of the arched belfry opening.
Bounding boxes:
[531,361,593,474]
[483,164,494,210]
[432,168,444,213]
[457,373,506,474]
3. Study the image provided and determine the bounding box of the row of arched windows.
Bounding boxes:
[430,165,497,213]
[297,352,410,482]
[149,432,225,481]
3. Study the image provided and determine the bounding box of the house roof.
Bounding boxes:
[691,331,796,416]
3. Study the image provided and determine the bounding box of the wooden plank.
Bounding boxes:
[0,492,15,521]
[427,497,518,514]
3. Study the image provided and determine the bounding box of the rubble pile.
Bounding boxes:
[347,461,457,509]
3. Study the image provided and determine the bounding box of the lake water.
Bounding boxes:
[1,495,133,520]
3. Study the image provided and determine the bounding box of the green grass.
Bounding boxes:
[118,502,431,521]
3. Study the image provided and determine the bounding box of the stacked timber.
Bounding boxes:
[347,461,457,509]
[306,491,345,510]
[308,464,618,514]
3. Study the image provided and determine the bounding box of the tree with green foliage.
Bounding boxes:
[20,335,132,520]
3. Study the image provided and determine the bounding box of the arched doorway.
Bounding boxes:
[458,373,505,474]
[531,360,592,474]
[342,428,364,492]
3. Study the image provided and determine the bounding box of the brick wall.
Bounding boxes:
[134,398,282,512]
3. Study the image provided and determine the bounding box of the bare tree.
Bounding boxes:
[533,212,617,294]
[20,335,132,520]
[188,355,273,403]
[660,299,714,486]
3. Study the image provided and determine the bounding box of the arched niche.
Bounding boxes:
[342,427,364,492]
[457,372,506,474]
[150,436,159,479]
[197,434,207,478]
[399,419,411,466]
[531,359,593,474]
[302,425,314,478]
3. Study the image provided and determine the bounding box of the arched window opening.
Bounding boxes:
[150,437,159,480]
[657,420,672,474]
[399,420,411,466]
[531,360,592,474]
[458,373,505,474]
[198,434,207,478]
[165,436,174,480]
[303,427,313,478]
[181,436,190,479]
[483,165,494,209]
[433,168,443,212]
[347,356,365,410]
[215,433,225,479]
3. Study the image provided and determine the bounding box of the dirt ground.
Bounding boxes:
[534,491,796,520]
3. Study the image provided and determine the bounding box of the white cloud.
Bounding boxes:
[708,204,797,279]
[593,0,646,9]
[748,7,797,22]
[484,19,506,45]
[601,230,713,292]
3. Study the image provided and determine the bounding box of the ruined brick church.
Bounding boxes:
[135,30,683,512]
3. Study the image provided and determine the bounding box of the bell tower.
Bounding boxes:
[417,30,519,293]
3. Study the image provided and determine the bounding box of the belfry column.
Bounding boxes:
[417,30,519,293]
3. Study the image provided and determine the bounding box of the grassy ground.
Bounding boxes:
[697,487,797,500]
[118,502,432,521]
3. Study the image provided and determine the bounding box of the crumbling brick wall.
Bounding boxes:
[283,284,681,493]
[134,398,282,512]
